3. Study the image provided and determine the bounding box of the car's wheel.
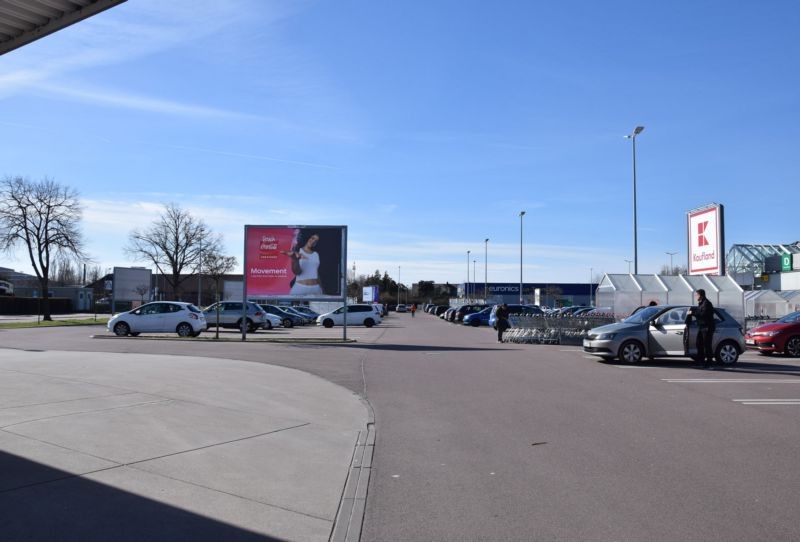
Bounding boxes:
[113,322,130,337]
[283,318,294,328]
[176,323,193,337]
[364,318,375,328]
[130,332,140,337]
[758,350,773,356]
[715,341,740,365]
[263,320,273,330]
[784,336,800,357]
[323,318,334,328]
[470,319,480,327]
[618,340,644,363]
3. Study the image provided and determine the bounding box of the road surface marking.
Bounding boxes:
[662,379,800,383]
[733,399,800,405]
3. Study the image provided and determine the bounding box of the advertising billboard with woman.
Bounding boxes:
[244,225,346,300]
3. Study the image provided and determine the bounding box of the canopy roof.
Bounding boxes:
[0,0,126,56]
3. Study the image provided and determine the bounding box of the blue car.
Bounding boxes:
[463,306,493,327]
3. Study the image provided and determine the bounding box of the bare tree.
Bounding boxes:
[125,203,221,300]
[202,249,237,339]
[659,264,689,276]
[133,284,150,304]
[87,265,103,284]
[53,256,80,286]
[0,176,87,320]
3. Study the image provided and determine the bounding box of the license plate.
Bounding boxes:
[745,339,755,345]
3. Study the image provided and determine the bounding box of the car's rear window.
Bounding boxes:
[187,304,201,313]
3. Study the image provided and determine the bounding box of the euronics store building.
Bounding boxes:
[459,282,596,307]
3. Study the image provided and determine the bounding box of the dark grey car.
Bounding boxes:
[583,305,745,364]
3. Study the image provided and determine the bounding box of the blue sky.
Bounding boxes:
[2,1,798,286]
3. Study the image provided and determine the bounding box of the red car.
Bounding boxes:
[744,310,800,357]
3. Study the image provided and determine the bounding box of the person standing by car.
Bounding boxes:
[411,304,417,318]
[689,289,716,368]
[495,303,510,342]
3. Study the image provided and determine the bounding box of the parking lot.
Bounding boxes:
[2,311,800,541]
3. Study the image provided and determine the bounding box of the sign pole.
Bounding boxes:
[342,226,348,342]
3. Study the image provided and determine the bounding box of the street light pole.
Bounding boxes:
[473,259,476,300]
[666,251,678,274]
[625,259,632,274]
[625,126,644,275]
[519,211,526,304]
[589,267,593,306]
[484,238,489,303]
[398,265,401,306]
[466,250,471,300]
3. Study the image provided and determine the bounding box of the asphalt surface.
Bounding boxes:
[2,314,800,540]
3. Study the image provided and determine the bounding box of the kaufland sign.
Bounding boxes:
[687,203,725,275]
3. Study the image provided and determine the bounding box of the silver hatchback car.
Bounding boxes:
[583,305,745,365]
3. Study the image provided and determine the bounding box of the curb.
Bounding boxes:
[330,393,375,542]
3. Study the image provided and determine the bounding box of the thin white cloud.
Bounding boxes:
[33,83,260,121]
[162,144,338,170]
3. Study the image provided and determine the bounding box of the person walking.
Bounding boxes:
[689,289,716,368]
[410,304,417,318]
[495,303,510,343]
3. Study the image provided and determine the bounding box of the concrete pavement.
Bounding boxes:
[0,348,370,541]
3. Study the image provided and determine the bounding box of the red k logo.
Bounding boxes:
[697,221,709,246]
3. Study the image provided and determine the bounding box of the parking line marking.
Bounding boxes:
[662,379,800,383]
[738,402,800,405]
[733,399,800,405]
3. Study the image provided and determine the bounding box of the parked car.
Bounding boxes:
[202,301,268,332]
[441,307,455,320]
[108,301,206,337]
[488,305,542,329]
[463,306,493,327]
[291,306,320,320]
[317,304,382,328]
[0,279,13,296]
[583,305,745,364]
[454,304,486,323]
[261,304,304,328]
[434,305,449,316]
[281,306,315,324]
[396,304,408,313]
[744,310,800,357]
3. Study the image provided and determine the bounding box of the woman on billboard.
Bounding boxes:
[282,230,325,296]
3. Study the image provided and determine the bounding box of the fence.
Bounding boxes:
[502,314,617,345]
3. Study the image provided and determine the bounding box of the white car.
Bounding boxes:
[263,312,283,329]
[317,304,382,328]
[396,304,408,313]
[108,301,207,337]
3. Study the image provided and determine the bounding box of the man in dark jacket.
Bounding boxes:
[689,289,716,368]
[495,304,510,343]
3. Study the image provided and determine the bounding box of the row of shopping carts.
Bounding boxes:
[502,315,617,345]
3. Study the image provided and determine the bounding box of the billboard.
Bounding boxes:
[363,285,378,303]
[244,225,346,300]
[112,267,152,302]
[687,203,725,276]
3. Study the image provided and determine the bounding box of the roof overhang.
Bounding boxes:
[0,0,127,56]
